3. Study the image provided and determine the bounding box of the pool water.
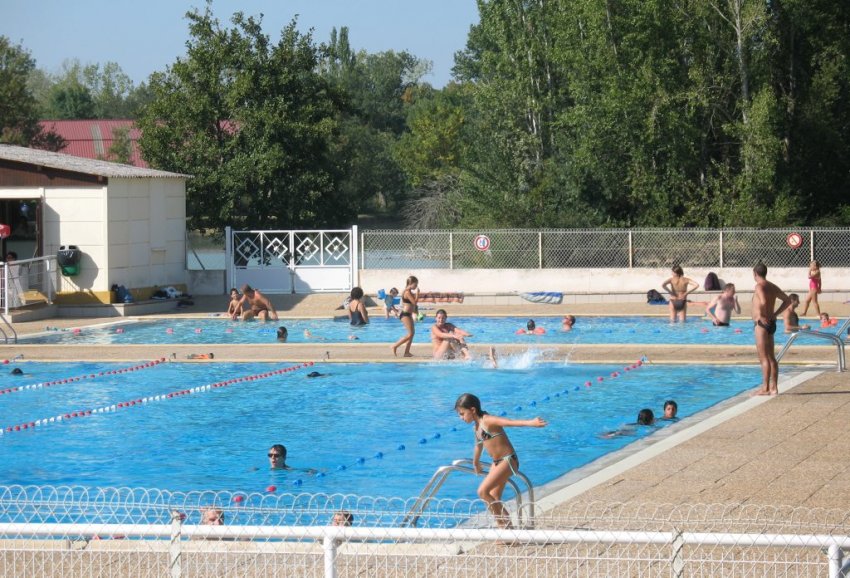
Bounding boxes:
[1,359,759,502]
[21,316,828,346]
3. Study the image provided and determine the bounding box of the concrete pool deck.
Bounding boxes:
[3,293,850,516]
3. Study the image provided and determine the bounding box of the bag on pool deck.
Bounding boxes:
[704,271,721,291]
[647,289,667,304]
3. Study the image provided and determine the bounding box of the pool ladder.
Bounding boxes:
[776,317,848,372]
[0,313,16,344]
[402,458,535,528]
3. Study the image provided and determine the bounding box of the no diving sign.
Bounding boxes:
[786,232,803,249]
[474,234,491,252]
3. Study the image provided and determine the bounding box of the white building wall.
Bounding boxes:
[42,185,109,292]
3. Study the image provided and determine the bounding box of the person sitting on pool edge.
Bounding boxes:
[662,400,678,421]
[517,319,546,335]
[237,284,278,322]
[226,287,243,320]
[430,309,472,360]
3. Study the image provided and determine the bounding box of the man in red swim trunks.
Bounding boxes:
[751,263,791,396]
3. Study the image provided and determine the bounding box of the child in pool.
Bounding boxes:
[820,312,838,328]
[516,319,546,335]
[454,393,547,528]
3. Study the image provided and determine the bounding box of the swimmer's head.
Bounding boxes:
[332,510,353,527]
[277,326,288,341]
[563,315,576,326]
[789,293,800,306]
[526,319,536,331]
[454,393,483,418]
[11,367,23,375]
[307,371,323,378]
[268,444,287,468]
[637,408,655,425]
[350,286,364,300]
[820,312,830,321]
[663,400,678,419]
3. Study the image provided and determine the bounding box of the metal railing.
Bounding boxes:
[777,318,849,372]
[361,227,850,270]
[3,487,850,577]
[403,459,535,529]
[1,255,57,314]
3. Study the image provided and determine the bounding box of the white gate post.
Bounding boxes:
[351,225,359,290]
[225,226,232,294]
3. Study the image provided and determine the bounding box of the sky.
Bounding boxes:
[1,0,480,88]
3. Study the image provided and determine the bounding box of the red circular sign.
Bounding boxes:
[786,232,803,249]
[473,234,491,252]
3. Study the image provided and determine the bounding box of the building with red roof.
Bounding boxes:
[38,119,148,168]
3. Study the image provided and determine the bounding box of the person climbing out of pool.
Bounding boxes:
[800,260,821,317]
[430,309,472,360]
[752,263,792,396]
[347,287,370,327]
[705,283,740,327]
[392,275,419,357]
[561,315,576,331]
[662,265,700,323]
[237,284,278,322]
[662,400,678,420]
[783,294,810,333]
[454,393,547,529]
[276,327,288,342]
[516,319,545,335]
[226,287,243,320]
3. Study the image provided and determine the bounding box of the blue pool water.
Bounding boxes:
[21,316,830,346]
[1,359,760,502]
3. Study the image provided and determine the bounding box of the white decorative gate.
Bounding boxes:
[226,226,357,294]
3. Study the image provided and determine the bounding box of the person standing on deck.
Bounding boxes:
[751,264,792,396]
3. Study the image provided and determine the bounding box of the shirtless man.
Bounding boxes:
[430,309,471,360]
[705,283,741,326]
[752,263,792,396]
[661,266,699,323]
[783,294,810,333]
[238,284,278,321]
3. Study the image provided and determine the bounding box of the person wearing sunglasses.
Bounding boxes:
[268,444,290,470]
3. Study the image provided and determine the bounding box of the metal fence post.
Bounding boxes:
[169,509,183,578]
[670,528,684,578]
[628,231,633,269]
[810,229,815,263]
[538,232,543,269]
[827,543,843,578]
[323,535,338,578]
[350,225,359,289]
[225,226,232,294]
[449,232,454,270]
[719,230,724,268]
[2,262,8,315]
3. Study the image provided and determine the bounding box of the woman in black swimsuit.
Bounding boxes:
[347,287,369,327]
[392,276,419,357]
[455,393,547,528]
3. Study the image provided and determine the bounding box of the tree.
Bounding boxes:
[0,36,64,149]
[137,7,344,231]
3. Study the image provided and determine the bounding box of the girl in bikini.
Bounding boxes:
[661,265,699,323]
[454,393,547,528]
[392,276,419,357]
[801,260,821,317]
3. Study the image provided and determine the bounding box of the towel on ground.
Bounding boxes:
[520,292,563,304]
[417,292,464,303]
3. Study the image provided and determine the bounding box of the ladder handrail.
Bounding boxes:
[776,321,846,372]
[402,458,535,529]
[0,313,15,344]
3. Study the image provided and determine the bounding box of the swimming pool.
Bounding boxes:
[21,316,828,346]
[1,359,759,504]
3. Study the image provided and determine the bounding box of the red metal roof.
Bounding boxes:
[38,119,148,168]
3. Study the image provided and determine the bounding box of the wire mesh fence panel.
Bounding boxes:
[722,229,810,268]
[631,229,721,268]
[811,228,850,267]
[452,230,540,269]
[542,230,631,268]
[361,230,452,269]
[186,229,226,270]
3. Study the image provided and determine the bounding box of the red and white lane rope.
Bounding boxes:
[1,362,314,435]
[0,358,168,397]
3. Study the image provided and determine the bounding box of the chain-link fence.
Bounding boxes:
[2,486,849,577]
[361,228,850,270]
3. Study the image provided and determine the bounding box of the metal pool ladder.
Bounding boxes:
[0,313,16,344]
[402,458,535,528]
[776,318,848,372]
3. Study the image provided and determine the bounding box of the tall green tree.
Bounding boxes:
[137,7,344,230]
[0,36,64,149]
